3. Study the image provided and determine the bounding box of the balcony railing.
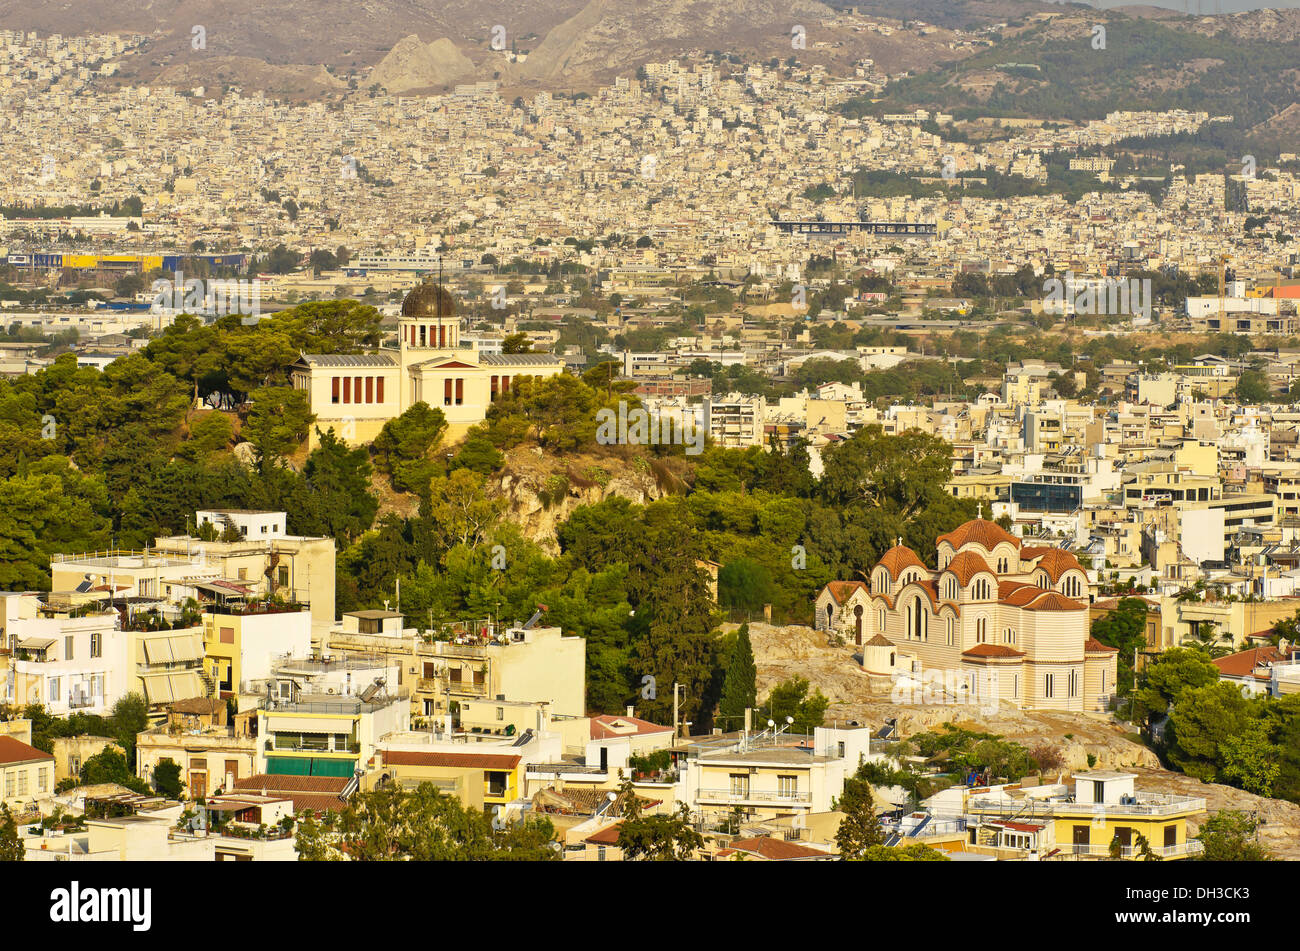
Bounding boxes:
[416,675,488,696]
[697,787,811,805]
[421,642,489,659]
[1055,841,1204,859]
[968,793,1206,818]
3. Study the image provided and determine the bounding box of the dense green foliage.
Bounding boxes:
[1195,810,1272,861]
[835,769,885,859]
[1133,647,1300,803]
[1090,597,1149,696]
[294,783,558,860]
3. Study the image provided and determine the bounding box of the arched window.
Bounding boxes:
[976,617,987,643]
[997,557,1008,573]
[907,598,927,641]
[1004,628,1016,645]
[878,607,886,630]
[946,616,955,646]
[945,577,958,601]
[973,578,990,601]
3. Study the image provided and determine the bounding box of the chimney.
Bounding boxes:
[625,704,635,718]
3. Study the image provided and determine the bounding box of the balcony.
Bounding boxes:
[420,641,489,660]
[416,674,488,696]
[697,787,812,805]
[968,792,1206,818]
[1055,841,1204,859]
[205,601,307,617]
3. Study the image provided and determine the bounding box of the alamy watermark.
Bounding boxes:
[595,400,705,455]
[151,270,261,324]
[890,663,1000,715]
[1043,271,1151,320]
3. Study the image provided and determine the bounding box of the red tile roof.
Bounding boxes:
[231,774,351,811]
[0,735,53,766]
[1084,637,1119,654]
[962,644,1026,658]
[999,581,1042,605]
[1213,645,1286,678]
[945,550,995,584]
[876,545,926,577]
[584,822,623,845]
[725,836,831,860]
[1021,590,1087,612]
[903,579,943,608]
[824,580,868,605]
[1021,547,1084,582]
[381,750,521,770]
[590,715,673,739]
[234,774,349,794]
[938,519,1020,552]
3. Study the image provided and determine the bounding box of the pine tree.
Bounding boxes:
[718,624,757,732]
[0,803,24,862]
[835,775,885,859]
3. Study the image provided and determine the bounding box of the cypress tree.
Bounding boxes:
[718,624,757,732]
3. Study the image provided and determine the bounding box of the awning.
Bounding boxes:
[17,637,56,651]
[142,632,204,664]
[186,580,254,596]
[139,670,205,704]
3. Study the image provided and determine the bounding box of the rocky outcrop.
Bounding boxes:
[370,35,475,93]
[520,0,836,83]
[492,448,677,553]
[744,620,1162,770]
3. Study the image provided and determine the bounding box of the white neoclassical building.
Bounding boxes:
[815,517,1117,713]
[290,281,565,447]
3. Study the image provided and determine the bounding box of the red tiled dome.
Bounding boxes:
[1021,546,1084,582]
[937,519,1020,552]
[876,545,926,577]
[945,550,996,585]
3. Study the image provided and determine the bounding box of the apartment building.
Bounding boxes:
[678,726,875,825]
[255,655,409,779]
[947,771,1205,860]
[201,602,311,700]
[136,698,259,799]
[0,720,54,811]
[2,611,126,715]
[153,510,337,632]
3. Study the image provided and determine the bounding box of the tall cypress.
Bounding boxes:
[718,624,757,733]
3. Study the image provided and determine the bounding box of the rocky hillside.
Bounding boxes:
[745,621,1160,770]
[370,34,475,93]
[489,445,689,554]
[16,0,972,94]
[745,619,1300,855]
